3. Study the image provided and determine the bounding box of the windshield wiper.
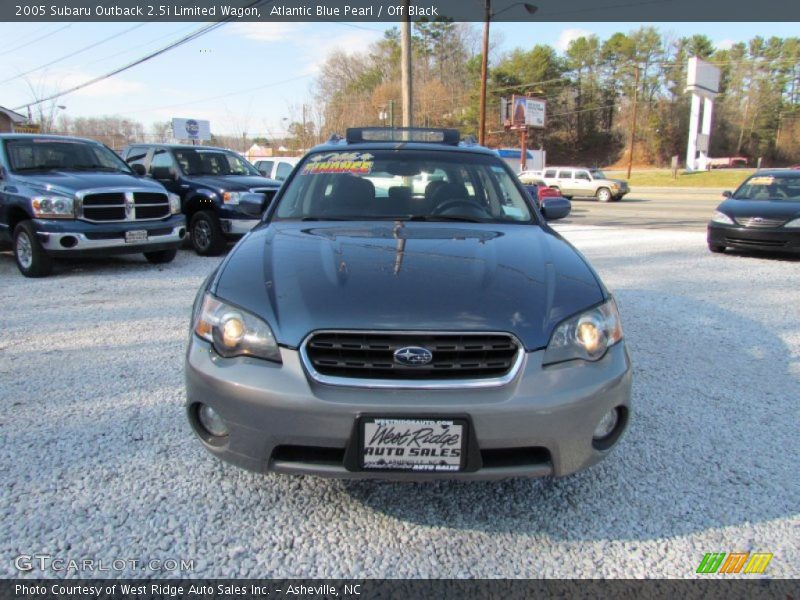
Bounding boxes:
[13,166,53,172]
[299,216,350,221]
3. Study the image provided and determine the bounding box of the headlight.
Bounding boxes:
[784,217,800,228]
[543,298,623,365]
[31,195,75,218]
[711,210,734,225]
[193,294,281,362]
[222,191,241,204]
[168,193,181,214]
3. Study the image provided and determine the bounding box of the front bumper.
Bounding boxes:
[185,337,633,480]
[708,223,800,253]
[219,218,259,236]
[34,216,186,257]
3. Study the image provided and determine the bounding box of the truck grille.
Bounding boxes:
[736,217,786,228]
[81,191,170,222]
[303,331,521,385]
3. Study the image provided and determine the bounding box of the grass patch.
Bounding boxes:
[604,168,757,188]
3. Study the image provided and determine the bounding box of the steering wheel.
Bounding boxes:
[432,199,488,217]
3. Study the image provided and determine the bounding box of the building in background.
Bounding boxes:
[0,106,28,133]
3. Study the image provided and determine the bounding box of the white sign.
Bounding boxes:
[525,98,546,128]
[687,57,720,94]
[171,118,211,141]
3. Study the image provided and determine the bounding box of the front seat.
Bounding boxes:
[323,175,376,217]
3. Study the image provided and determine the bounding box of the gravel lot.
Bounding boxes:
[1,225,798,579]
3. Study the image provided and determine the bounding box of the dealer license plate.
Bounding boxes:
[361,417,466,472]
[125,229,148,243]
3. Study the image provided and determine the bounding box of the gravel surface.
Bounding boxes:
[1,226,798,579]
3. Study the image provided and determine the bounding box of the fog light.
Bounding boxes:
[197,404,228,437]
[593,408,619,440]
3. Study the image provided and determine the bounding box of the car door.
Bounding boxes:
[573,170,594,196]
[0,147,11,243]
[557,169,574,195]
[148,148,182,196]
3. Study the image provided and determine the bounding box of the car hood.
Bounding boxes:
[213,221,605,350]
[187,175,280,191]
[718,198,800,221]
[17,171,165,195]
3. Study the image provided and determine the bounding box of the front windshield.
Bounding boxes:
[734,174,800,201]
[590,169,607,179]
[173,148,259,177]
[5,138,131,173]
[274,149,535,223]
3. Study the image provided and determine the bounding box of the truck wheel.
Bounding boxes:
[596,187,613,202]
[190,211,226,256]
[13,221,53,278]
[144,248,178,264]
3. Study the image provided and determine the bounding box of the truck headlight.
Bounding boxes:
[193,294,281,362]
[543,298,623,365]
[222,191,242,205]
[711,210,734,225]
[31,195,75,219]
[168,193,181,214]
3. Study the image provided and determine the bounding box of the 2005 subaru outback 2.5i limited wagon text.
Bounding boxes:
[185,128,633,480]
[0,134,185,277]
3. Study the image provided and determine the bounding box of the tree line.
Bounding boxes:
[314,24,800,167]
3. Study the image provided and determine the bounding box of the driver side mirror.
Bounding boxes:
[238,193,268,218]
[130,163,146,177]
[722,190,732,198]
[151,166,177,181]
[541,197,571,221]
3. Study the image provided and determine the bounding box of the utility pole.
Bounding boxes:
[389,99,395,128]
[626,65,640,180]
[478,0,491,145]
[401,2,412,127]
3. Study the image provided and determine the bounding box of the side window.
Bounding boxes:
[275,162,293,181]
[543,169,556,178]
[149,149,176,174]
[126,146,148,169]
[575,170,591,181]
[558,170,573,179]
[257,160,274,176]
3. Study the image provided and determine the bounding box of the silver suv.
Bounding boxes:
[541,167,629,202]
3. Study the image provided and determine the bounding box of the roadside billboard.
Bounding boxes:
[171,117,211,141]
[508,96,546,129]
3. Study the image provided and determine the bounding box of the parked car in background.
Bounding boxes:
[518,169,543,184]
[541,167,629,202]
[185,127,631,481]
[0,134,185,277]
[254,157,299,182]
[707,169,800,254]
[707,156,748,169]
[122,144,280,255]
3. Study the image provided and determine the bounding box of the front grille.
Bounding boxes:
[304,331,520,382]
[80,191,169,222]
[736,217,786,228]
[726,236,787,248]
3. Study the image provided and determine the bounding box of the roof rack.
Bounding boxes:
[345,127,460,146]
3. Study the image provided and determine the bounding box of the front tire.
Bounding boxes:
[144,248,178,264]
[708,244,726,254]
[596,187,613,202]
[190,211,226,256]
[13,221,53,277]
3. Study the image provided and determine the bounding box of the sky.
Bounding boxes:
[0,19,798,139]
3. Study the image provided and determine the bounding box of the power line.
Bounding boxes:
[0,23,75,58]
[0,22,150,85]
[12,0,274,111]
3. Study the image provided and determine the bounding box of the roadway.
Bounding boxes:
[559,187,725,232]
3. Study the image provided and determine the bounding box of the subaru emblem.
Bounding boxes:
[394,346,433,366]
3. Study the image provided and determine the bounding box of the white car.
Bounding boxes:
[541,166,629,202]
[254,157,299,181]
[518,170,543,184]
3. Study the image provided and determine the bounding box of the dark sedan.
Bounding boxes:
[707,170,800,254]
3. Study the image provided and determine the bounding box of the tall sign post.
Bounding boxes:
[685,57,720,171]
[502,95,546,171]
